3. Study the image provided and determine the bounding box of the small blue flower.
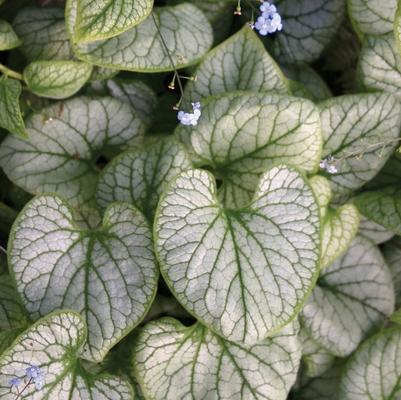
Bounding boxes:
[178,102,202,126]
[255,1,283,35]
[9,377,22,387]
[320,155,338,174]
[25,364,45,390]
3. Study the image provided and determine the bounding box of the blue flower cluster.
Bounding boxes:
[254,1,283,36]
[9,364,45,392]
[178,102,201,126]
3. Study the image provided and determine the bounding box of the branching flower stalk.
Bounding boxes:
[0,64,23,81]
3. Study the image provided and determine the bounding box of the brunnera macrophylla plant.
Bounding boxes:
[1,0,401,399]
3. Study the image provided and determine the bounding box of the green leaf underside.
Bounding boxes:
[8,195,158,362]
[340,328,401,399]
[0,96,145,207]
[0,276,27,331]
[272,0,345,64]
[155,166,320,344]
[91,78,158,125]
[358,33,401,100]
[0,311,133,399]
[96,137,192,221]
[23,61,93,100]
[319,93,401,198]
[0,20,21,51]
[355,187,401,235]
[358,214,394,244]
[183,25,289,105]
[133,317,301,400]
[13,7,73,62]
[301,236,394,357]
[74,0,153,42]
[299,328,336,378]
[176,92,322,208]
[321,204,359,268]
[349,0,397,35]
[382,238,401,308]
[0,78,27,138]
[67,3,213,72]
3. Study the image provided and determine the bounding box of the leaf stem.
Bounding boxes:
[151,12,184,109]
[0,64,23,81]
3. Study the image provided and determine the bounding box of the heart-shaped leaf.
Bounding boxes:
[13,7,73,62]
[73,0,153,43]
[67,2,213,72]
[0,78,27,138]
[0,96,145,207]
[23,61,93,99]
[0,20,21,50]
[358,214,394,244]
[133,317,301,400]
[96,137,192,220]
[183,25,289,104]
[355,187,401,235]
[155,166,320,344]
[90,78,158,126]
[319,93,401,198]
[0,276,28,331]
[0,310,133,399]
[340,327,401,399]
[301,236,395,357]
[8,194,158,362]
[176,92,322,208]
[349,0,397,35]
[23,61,92,99]
[271,0,345,64]
[358,33,401,100]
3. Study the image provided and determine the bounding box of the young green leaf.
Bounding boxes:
[74,0,153,43]
[301,236,395,357]
[355,187,401,235]
[0,20,21,51]
[96,137,192,220]
[155,166,320,344]
[340,328,401,399]
[358,33,401,100]
[271,0,345,63]
[183,25,289,104]
[0,311,133,399]
[133,317,301,400]
[319,93,401,198]
[309,176,360,268]
[0,96,145,207]
[8,195,158,362]
[0,276,28,331]
[176,92,322,208]
[67,2,213,72]
[321,205,360,268]
[0,78,27,138]
[13,7,73,62]
[23,60,93,99]
[349,0,397,35]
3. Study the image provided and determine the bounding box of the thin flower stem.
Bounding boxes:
[335,137,401,164]
[15,378,32,400]
[151,12,184,109]
[0,64,23,81]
